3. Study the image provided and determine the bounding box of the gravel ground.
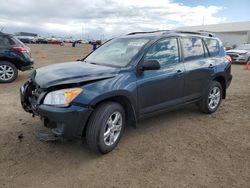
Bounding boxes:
[0,43,249,188]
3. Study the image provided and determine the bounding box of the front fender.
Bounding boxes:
[73,72,138,111]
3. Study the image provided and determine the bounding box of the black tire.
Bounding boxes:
[85,102,125,154]
[199,81,223,114]
[0,61,18,83]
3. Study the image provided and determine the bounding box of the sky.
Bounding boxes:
[0,0,249,39]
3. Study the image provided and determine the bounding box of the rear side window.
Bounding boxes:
[145,38,179,67]
[204,38,220,57]
[182,37,204,61]
[0,36,11,46]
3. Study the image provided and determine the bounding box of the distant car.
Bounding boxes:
[48,38,64,45]
[226,44,250,63]
[36,38,48,44]
[0,33,34,83]
[16,36,36,44]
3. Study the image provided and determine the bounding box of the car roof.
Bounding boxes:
[0,32,11,37]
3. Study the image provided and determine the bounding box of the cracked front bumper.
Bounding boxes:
[20,82,93,139]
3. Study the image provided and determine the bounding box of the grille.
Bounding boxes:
[26,81,42,110]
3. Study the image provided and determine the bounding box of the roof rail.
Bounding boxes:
[127,30,216,37]
[173,30,216,37]
[127,30,171,35]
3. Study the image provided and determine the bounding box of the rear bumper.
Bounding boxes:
[20,64,33,71]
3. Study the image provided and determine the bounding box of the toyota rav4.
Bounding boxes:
[20,30,232,154]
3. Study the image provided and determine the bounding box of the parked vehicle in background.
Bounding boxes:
[226,44,250,63]
[47,38,64,45]
[35,37,48,44]
[16,36,36,44]
[20,30,232,154]
[0,32,33,83]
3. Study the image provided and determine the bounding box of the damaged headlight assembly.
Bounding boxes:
[43,88,83,107]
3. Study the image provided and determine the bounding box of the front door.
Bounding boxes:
[137,38,185,115]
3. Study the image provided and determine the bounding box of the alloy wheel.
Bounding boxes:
[104,111,123,146]
[208,86,221,110]
[0,65,14,81]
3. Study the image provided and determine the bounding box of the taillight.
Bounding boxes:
[224,55,232,63]
[13,47,28,53]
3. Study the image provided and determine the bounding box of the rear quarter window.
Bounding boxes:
[204,38,220,57]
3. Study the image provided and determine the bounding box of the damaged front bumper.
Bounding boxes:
[20,81,93,139]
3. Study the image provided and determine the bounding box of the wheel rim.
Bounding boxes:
[0,65,14,81]
[208,86,221,110]
[104,111,123,146]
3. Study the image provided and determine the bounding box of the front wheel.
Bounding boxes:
[199,81,223,114]
[85,102,125,154]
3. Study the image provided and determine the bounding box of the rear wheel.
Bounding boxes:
[85,102,125,154]
[0,61,18,83]
[199,81,222,114]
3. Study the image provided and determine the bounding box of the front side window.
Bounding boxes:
[84,38,149,67]
[145,38,179,67]
[182,37,204,61]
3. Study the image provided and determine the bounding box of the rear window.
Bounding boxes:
[181,37,204,61]
[204,38,220,57]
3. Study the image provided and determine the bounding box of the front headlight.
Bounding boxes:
[43,88,83,107]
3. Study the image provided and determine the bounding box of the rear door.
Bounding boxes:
[137,37,185,115]
[181,37,215,101]
[0,35,11,57]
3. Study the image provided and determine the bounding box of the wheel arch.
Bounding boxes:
[213,75,226,99]
[82,94,138,137]
[0,58,18,69]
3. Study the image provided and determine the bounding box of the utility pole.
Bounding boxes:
[82,25,84,41]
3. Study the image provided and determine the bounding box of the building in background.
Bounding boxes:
[15,32,38,37]
[177,21,250,48]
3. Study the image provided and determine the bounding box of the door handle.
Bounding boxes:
[176,70,183,77]
[208,64,215,69]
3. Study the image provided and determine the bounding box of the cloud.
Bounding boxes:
[0,0,226,39]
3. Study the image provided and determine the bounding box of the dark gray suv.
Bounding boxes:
[20,30,232,154]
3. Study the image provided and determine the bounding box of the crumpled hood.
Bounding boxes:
[226,49,249,54]
[34,61,120,88]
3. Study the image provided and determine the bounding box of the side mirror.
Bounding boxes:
[140,60,160,71]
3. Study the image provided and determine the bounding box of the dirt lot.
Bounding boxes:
[0,44,249,188]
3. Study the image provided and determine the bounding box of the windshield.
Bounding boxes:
[84,38,149,67]
[235,45,250,51]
